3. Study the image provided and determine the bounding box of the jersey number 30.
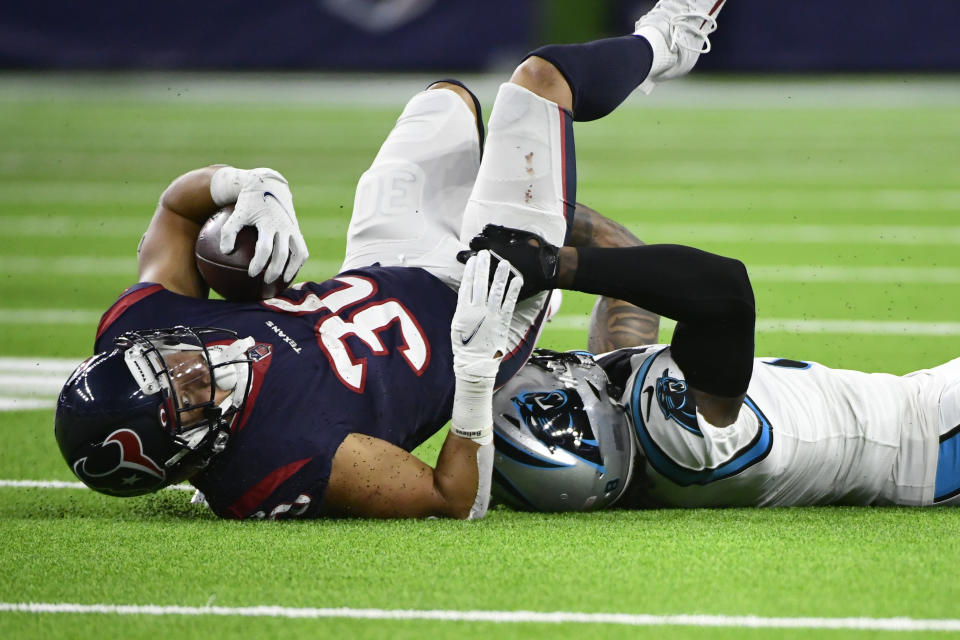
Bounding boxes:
[264,276,429,393]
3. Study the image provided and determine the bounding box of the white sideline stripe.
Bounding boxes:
[4,196,960,227]
[633,223,960,245]
[748,265,960,283]
[0,256,344,277]
[0,374,69,395]
[3,314,959,410]
[0,309,102,324]
[0,480,193,492]
[548,316,960,336]
[1,602,958,631]
[756,319,960,336]
[0,357,82,372]
[0,359,78,409]
[0,480,97,490]
[4,257,960,282]
[2,316,959,412]
[0,398,54,410]
[0,189,353,220]
[5,223,960,246]
[3,73,958,108]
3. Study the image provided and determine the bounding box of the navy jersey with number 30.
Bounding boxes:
[95,266,458,519]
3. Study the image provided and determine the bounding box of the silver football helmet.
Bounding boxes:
[491,349,635,511]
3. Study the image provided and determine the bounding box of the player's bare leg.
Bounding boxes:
[508,57,574,112]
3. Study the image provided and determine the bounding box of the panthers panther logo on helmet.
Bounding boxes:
[512,389,602,466]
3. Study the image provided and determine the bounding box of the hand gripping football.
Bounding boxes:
[195,207,293,301]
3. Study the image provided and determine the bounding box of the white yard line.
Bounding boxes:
[0,256,344,277]
[747,265,960,283]
[0,309,103,325]
[633,224,960,245]
[0,374,72,396]
[11,309,960,331]
[0,213,348,237]
[547,316,960,336]
[754,319,960,336]
[0,357,84,372]
[5,221,960,244]
[3,317,958,412]
[0,602,957,631]
[3,258,960,281]
[0,398,55,411]
[2,73,958,108]
[0,480,193,491]
[0,358,82,409]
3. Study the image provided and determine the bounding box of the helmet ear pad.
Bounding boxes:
[491,350,635,512]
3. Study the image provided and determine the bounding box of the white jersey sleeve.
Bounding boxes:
[612,346,958,507]
[617,346,773,498]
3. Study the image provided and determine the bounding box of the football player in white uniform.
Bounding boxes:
[468,214,960,510]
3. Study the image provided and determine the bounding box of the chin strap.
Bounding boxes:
[208,336,256,413]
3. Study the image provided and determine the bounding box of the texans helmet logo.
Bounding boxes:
[73,428,166,494]
[655,369,702,435]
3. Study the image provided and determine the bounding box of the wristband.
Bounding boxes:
[451,375,495,444]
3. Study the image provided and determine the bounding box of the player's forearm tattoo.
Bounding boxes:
[588,297,660,352]
[570,202,660,350]
[569,202,640,248]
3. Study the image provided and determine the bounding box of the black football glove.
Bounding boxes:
[457,224,560,299]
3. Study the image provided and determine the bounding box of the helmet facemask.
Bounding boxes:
[119,327,254,469]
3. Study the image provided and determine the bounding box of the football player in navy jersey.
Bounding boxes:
[473,218,960,510]
[54,0,727,519]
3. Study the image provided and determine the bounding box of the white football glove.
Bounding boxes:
[210,166,309,284]
[450,250,523,442]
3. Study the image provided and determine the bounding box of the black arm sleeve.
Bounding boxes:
[572,244,755,397]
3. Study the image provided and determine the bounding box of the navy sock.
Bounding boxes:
[527,35,653,122]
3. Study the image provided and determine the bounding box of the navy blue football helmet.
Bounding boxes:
[54,326,253,497]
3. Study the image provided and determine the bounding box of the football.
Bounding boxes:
[195,207,294,301]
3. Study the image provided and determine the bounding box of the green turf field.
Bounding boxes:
[1,74,959,638]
